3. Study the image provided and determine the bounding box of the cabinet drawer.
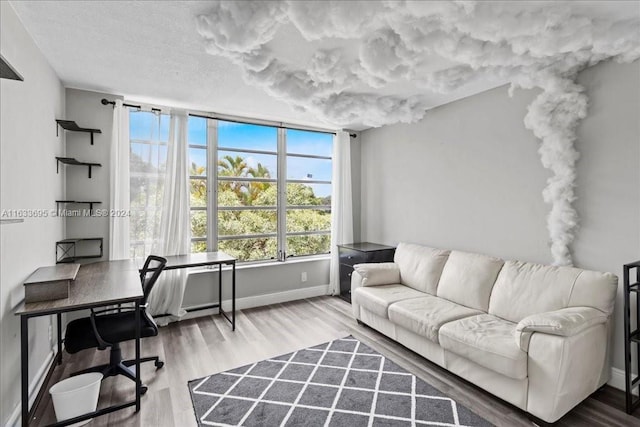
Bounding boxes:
[365,248,396,263]
[339,264,354,294]
[339,248,366,266]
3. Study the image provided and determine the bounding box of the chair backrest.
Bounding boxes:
[139,255,167,304]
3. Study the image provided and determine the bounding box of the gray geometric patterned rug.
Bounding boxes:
[188,336,493,426]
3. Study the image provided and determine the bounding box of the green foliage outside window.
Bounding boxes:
[189,155,331,261]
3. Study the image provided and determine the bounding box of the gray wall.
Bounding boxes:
[65,88,120,259]
[0,2,66,423]
[360,59,640,374]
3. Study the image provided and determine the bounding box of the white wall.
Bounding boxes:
[0,2,65,423]
[360,59,640,374]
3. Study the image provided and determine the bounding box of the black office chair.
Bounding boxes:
[64,255,168,394]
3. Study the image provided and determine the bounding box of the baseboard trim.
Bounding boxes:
[180,284,331,321]
[608,366,636,395]
[6,349,56,427]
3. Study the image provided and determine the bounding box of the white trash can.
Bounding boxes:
[49,372,103,426]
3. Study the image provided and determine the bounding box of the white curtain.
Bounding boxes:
[329,131,354,295]
[109,99,131,260]
[148,110,191,322]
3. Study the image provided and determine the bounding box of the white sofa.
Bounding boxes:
[351,242,618,423]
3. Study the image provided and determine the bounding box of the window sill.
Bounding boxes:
[187,254,331,276]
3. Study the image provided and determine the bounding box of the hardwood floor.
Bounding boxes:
[32,296,640,426]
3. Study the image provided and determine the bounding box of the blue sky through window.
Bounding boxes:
[131,113,333,196]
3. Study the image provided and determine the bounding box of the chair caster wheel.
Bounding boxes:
[141,385,148,395]
[155,360,164,369]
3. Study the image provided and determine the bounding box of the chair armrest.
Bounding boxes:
[353,263,400,287]
[89,309,112,349]
[515,307,608,351]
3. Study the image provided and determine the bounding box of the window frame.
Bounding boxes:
[190,117,333,263]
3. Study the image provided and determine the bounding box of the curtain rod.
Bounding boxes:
[100,98,356,138]
[101,98,162,113]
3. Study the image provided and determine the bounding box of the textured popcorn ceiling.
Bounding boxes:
[9,0,640,265]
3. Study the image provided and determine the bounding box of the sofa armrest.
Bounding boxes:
[353,263,400,287]
[515,306,608,351]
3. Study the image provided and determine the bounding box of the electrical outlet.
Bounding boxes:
[301,272,307,282]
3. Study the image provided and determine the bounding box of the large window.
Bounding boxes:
[131,112,333,262]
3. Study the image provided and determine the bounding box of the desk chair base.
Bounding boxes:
[71,344,163,395]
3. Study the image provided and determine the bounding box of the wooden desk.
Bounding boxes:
[15,260,143,427]
[160,252,237,330]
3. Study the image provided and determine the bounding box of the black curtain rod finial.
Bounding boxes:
[349,133,357,138]
[101,98,114,106]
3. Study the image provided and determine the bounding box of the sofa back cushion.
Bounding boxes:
[394,243,450,294]
[488,260,618,323]
[437,250,504,311]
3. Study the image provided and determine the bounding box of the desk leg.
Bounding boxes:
[21,315,29,427]
[57,313,62,365]
[135,300,141,412]
[232,262,236,331]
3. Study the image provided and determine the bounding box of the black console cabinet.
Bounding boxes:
[337,242,396,303]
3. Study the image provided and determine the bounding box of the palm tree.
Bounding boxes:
[218,155,249,199]
[218,155,248,177]
[246,162,272,204]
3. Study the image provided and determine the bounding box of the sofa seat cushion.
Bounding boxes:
[352,285,426,318]
[439,314,527,380]
[388,296,482,343]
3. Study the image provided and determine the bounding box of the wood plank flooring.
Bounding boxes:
[31,296,640,426]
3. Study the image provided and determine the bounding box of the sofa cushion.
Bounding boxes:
[439,314,527,380]
[352,285,425,318]
[488,260,576,323]
[388,296,482,343]
[394,243,450,295]
[436,250,504,311]
[353,263,400,287]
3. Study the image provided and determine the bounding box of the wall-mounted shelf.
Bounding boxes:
[55,200,102,214]
[55,120,102,145]
[0,54,23,81]
[0,218,25,225]
[56,157,102,178]
[56,237,103,263]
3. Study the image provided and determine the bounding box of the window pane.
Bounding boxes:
[129,111,169,142]
[189,147,206,176]
[286,129,333,157]
[218,121,277,152]
[218,181,276,207]
[218,237,277,261]
[191,210,207,238]
[218,151,277,178]
[130,142,167,173]
[287,156,331,181]
[188,116,207,146]
[190,179,207,207]
[218,210,277,236]
[286,183,330,206]
[287,235,331,257]
[286,209,331,233]
[191,241,207,253]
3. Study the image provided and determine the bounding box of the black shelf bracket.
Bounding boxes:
[55,200,102,215]
[56,157,102,178]
[624,260,640,414]
[56,120,102,145]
